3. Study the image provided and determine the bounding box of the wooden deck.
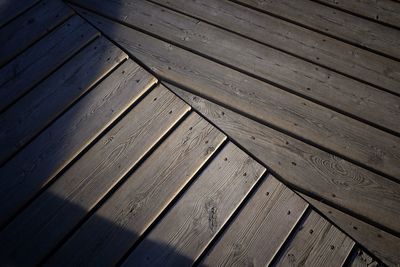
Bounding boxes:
[0,0,398,266]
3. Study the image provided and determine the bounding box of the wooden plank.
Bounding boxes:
[236,0,400,60]
[148,0,400,95]
[0,85,190,266]
[45,113,226,266]
[0,36,127,165]
[348,248,380,267]
[300,193,400,267]
[0,59,156,227]
[71,1,400,135]
[122,142,266,266]
[201,175,308,266]
[274,211,354,267]
[168,85,400,235]
[0,0,40,28]
[0,0,74,67]
[78,12,400,180]
[316,0,400,29]
[0,15,99,112]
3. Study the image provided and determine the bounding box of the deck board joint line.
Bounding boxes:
[143,0,400,98]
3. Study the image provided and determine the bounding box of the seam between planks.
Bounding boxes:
[0,57,133,231]
[310,0,400,31]
[142,0,400,98]
[229,0,400,62]
[115,135,229,266]
[0,33,101,114]
[40,104,192,264]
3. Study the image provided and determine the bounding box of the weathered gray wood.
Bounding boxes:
[348,248,380,267]
[300,193,400,267]
[0,0,40,28]
[236,0,400,60]
[0,85,190,266]
[169,84,400,235]
[79,12,400,180]
[201,175,308,266]
[0,59,156,227]
[149,0,400,95]
[45,112,226,266]
[316,0,400,29]
[0,15,99,112]
[72,0,400,135]
[0,37,127,165]
[274,211,354,267]
[122,142,266,266]
[0,0,74,67]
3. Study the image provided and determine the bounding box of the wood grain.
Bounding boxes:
[149,0,400,95]
[122,142,266,266]
[274,211,354,267]
[72,0,400,134]
[0,36,127,165]
[201,175,308,266]
[168,84,400,235]
[0,0,40,28]
[78,11,400,180]
[0,0,74,67]
[0,15,99,112]
[46,112,226,266]
[0,59,156,227]
[236,0,400,60]
[300,193,400,267]
[0,85,189,266]
[315,0,400,29]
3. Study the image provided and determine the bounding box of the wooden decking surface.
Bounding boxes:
[0,0,398,266]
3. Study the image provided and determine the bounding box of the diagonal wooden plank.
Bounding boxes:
[0,59,156,227]
[0,0,74,67]
[148,0,400,95]
[0,85,190,266]
[300,193,400,267]
[168,84,400,237]
[201,175,308,266]
[274,211,354,267]
[0,36,127,165]
[235,0,400,60]
[70,0,400,135]
[0,0,40,28]
[45,112,226,266]
[77,11,400,180]
[122,142,266,266]
[315,0,400,29]
[0,15,99,112]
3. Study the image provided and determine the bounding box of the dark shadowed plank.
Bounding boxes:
[0,15,99,112]
[0,37,127,165]
[77,11,400,180]
[122,142,266,266]
[0,85,189,266]
[0,0,74,67]
[316,0,400,29]
[347,248,380,267]
[201,175,308,266]
[274,211,354,267]
[46,113,226,266]
[300,193,400,266]
[0,59,156,227]
[71,0,400,135]
[168,84,400,236]
[148,0,400,95]
[236,0,400,60]
[0,0,40,28]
